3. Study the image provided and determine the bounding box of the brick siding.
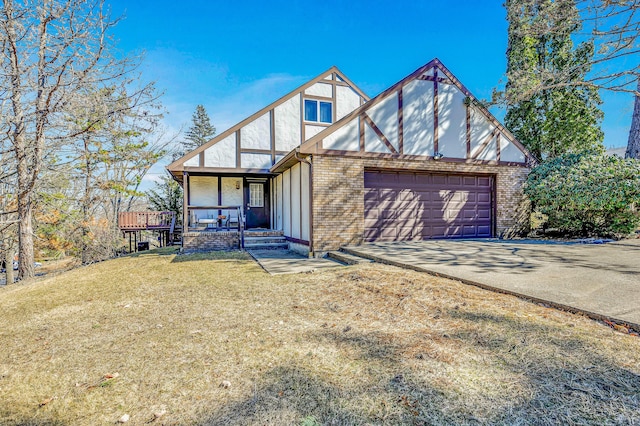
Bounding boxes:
[182,231,240,252]
[311,155,530,254]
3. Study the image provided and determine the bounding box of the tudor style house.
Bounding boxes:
[167,58,535,255]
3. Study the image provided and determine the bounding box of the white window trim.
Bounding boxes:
[304,99,333,124]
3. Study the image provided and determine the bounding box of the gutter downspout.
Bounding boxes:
[294,149,314,257]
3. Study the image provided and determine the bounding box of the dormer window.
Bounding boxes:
[304,99,332,124]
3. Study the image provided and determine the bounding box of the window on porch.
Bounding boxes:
[249,183,263,207]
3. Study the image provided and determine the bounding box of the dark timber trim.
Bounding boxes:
[363,113,398,154]
[433,68,439,155]
[236,130,241,168]
[398,89,404,155]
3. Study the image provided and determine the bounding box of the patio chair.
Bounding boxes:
[224,211,243,230]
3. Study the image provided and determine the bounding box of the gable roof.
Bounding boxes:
[292,58,535,165]
[167,66,370,177]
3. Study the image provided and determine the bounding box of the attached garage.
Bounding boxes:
[364,170,494,242]
[281,59,535,254]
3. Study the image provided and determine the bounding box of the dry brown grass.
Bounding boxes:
[1,248,639,425]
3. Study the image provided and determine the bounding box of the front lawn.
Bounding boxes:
[1,249,638,425]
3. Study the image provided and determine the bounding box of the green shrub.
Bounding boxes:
[525,152,640,237]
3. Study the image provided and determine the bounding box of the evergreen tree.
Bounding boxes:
[184,105,216,153]
[503,0,604,160]
[146,175,183,226]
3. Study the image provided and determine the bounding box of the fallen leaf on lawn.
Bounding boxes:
[153,407,167,419]
[39,396,56,407]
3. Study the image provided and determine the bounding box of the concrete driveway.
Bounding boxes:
[342,239,640,330]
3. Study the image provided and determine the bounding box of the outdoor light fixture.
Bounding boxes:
[235,181,241,190]
[433,152,444,160]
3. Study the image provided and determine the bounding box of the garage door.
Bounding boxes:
[364,171,493,242]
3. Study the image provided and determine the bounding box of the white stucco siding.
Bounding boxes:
[367,92,399,152]
[189,176,218,222]
[305,124,326,140]
[184,155,199,167]
[221,177,243,219]
[290,163,301,240]
[282,169,291,235]
[300,162,310,241]
[322,119,360,151]
[241,153,272,169]
[470,108,498,161]
[190,176,218,205]
[421,67,434,78]
[364,121,390,153]
[403,79,435,156]
[336,85,362,120]
[437,83,467,159]
[305,82,333,98]
[241,112,271,150]
[475,136,498,161]
[274,174,283,230]
[500,133,527,162]
[274,95,301,152]
[204,133,237,168]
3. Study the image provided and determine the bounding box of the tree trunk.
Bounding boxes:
[5,0,35,281]
[626,78,640,159]
[17,171,35,280]
[4,247,14,285]
[81,135,91,264]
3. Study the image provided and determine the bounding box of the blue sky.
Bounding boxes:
[108,0,634,184]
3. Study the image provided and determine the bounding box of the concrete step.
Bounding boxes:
[244,242,289,250]
[244,236,287,244]
[244,230,284,237]
[326,250,374,265]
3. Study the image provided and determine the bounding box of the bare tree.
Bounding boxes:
[626,79,640,158]
[67,86,175,263]
[0,0,158,279]
[502,1,639,100]
[580,1,640,94]
[582,1,640,158]
[499,1,640,158]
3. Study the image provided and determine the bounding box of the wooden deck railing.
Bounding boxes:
[118,211,176,231]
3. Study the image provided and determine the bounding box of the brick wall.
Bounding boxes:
[182,231,240,252]
[311,155,530,254]
[312,156,365,254]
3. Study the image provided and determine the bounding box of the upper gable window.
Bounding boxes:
[304,99,332,124]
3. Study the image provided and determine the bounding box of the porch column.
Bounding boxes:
[183,172,189,233]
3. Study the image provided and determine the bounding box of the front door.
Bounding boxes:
[245,180,269,229]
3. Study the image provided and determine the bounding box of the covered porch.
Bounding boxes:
[179,172,284,251]
[180,172,273,231]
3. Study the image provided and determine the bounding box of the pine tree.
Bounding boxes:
[504,0,604,160]
[184,105,216,153]
[146,175,183,226]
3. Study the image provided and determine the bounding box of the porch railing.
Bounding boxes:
[118,211,176,231]
[186,205,245,248]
